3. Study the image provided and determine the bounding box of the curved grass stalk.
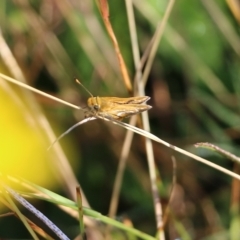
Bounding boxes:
[1,184,70,240]
[108,118,240,181]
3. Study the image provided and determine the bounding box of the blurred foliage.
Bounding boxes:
[0,85,53,185]
[0,0,240,239]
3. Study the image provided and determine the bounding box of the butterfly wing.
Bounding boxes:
[100,96,150,105]
[98,103,152,120]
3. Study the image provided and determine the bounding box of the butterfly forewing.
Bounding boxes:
[101,103,151,120]
[100,96,150,105]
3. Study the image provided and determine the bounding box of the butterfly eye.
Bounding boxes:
[94,105,99,110]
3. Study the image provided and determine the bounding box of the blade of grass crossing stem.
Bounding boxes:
[76,186,85,238]
[3,185,70,240]
[1,186,39,239]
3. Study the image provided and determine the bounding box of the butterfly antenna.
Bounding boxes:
[47,117,95,150]
[75,78,93,97]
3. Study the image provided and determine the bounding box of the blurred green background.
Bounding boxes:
[0,0,240,239]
